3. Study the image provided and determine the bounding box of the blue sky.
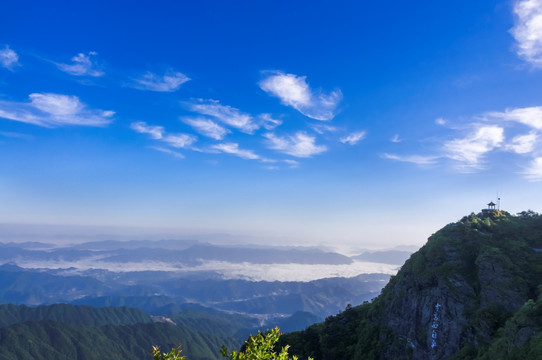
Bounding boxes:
[1,0,542,250]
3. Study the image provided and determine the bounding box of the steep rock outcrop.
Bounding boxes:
[282,211,542,359]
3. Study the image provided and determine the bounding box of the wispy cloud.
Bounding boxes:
[381,153,439,165]
[264,132,327,158]
[524,157,542,180]
[259,71,342,121]
[258,113,282,130]
[212,142,260,160]
[130,121,165,139]
[182,117,230,140]
[310,124,337,134]
[391,134,402,143]
[435,117,447,126]
[385,106,542,176]
[505,132,538,153]
[186,99,258,133]
[0,93,114,127]
[163,134,197,148]
[130,121,196,149]
[0,45,19,70]
[56,52,104,77]
[133,70,190,92]
[340,131,366,145]
[511,0,542,66]
[443,125,504,169]
[150,146,185,159]
[284,159,300,168]
[483,106,542,129]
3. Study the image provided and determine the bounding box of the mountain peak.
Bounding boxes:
[282,211,542,359]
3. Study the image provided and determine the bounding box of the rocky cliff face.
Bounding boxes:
[282,211,542,359]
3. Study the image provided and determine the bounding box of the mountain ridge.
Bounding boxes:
[281,210,542,359]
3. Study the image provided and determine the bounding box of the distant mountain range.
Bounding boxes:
[0,239,409,319]
[0,263,388,318]
[0,236,415,359]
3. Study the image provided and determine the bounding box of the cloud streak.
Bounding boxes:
[524,157,542,180]
[0,45,19,70]
[264,132,327,158]
[259,71,342,121]
[130,121,164,139]
[132,70,190,92]
[381,153,439,165]
[131,121,196,151]
[511,0,542,66]
[56,52,104,77]
[212,142,260,159]
[340,131,366,145]
[483,106,542,129]
[150,146,185,159]
[163,134,197,148]
[0,93,114,127]
[505,132,538,154]
[383,104,542,179]
[186,99,258,133]
[443,125,504,169]
[182,117,230,140]
[258,113,282,130]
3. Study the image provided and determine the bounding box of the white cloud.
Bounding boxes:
[130,121,165,139]
[169,260,398,282]
[57,52,104,77]
[0,93,114,127]
[505,132,538,153]
[310,123,337,134]
[511,0,542,66]
[484,106,542,129]
[391,134,402,143]
[163,134,197,148]
[0,45,19,70]
[435,117,447,126]
[258,113,283,130]
[212,142,260,160]
[340,131,366,145]
[186,99,258,133]
[131,121,196,149]
[524,157,542,180]
[444,125,504,168]
[150,146,185,159]
[259,71,342,121]
[284,159,300,168]
[264,131,327,158]
[381,153,438,165]
[133,71,190,92]
[183,117,230,140]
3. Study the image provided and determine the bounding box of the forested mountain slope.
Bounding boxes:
[282,211,542,359]
[0,303,152,327]
[0,320,240,360]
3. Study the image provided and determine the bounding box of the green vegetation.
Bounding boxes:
[0,321,241,360]
[150,328,313,360]
[0,303,152,327]
[152,345,186,360]
[280,211,542,359]
[220,327,312,360]
[167,308,259,339]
